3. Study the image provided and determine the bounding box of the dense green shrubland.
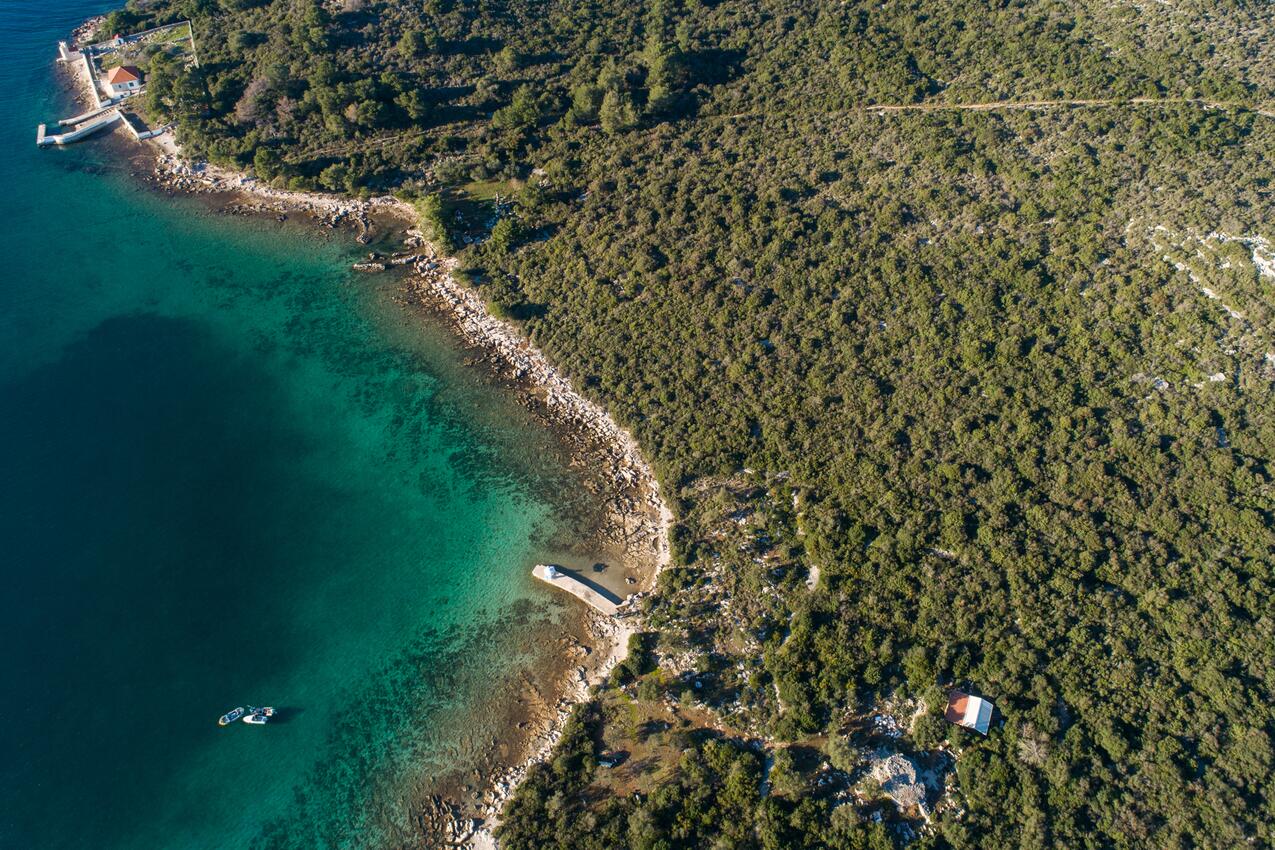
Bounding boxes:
[110,0,1275,845]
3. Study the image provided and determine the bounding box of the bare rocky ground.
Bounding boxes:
[150,152,415,242]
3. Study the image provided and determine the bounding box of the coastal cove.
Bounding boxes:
[24,0,1275,845]
[1,2,666,848]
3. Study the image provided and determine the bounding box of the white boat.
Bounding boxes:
[218,707,245,726]
[243,706,275,724]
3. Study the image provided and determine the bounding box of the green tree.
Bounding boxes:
[489,216,522,254]
[318,162,350,192]
[398,29,427,60]
[492,85,541,131]
[413,193,451,251]
[396,89,430,123]
[568,83,603,124]
[768,747,806,797]
[351,99,391,129]
[599,90,637,133]
[296,0,330,52]
[912,714,947,750]
[252,146,282,180]
[646,83,673,117]
[495,45,523,73]
[826,735,859,774]
[596,59,623,93]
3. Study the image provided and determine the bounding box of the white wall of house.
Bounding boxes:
[107,79,140,98]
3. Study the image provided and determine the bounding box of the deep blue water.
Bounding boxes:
[0,2,582,846]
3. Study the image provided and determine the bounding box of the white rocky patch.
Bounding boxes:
[869,751,928,811]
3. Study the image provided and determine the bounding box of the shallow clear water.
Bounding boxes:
[0,2,578,846]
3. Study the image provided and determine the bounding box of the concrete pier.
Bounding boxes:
[36,110,120,146]
[59,103,116,126]
[532,564,623,616]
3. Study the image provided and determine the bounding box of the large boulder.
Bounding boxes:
[870,751,926,810]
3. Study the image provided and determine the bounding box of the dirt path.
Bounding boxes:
[284,96,1275,163]
[717,96,1275,122]
[863,96,1274,117]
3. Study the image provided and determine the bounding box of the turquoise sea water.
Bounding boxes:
[0,2,583,846]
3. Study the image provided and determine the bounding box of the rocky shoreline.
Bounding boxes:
[460,615,638,849]
[147,164,671,845]
[149,152,420,241]
[92,82,671,850]
[405,253,671,570]
[401,612,636,848]
[143,149,671,577]
[400,254,670,848]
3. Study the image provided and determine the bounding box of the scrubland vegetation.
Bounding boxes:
[111,0,1275,846]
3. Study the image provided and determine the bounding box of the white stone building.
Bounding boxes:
[104,65,143,98]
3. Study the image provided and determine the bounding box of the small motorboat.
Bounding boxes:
[243,706,275,724]
[218,707,245,726]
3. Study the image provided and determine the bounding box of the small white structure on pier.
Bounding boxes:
[533,564,622,616]
[40,20,196,145]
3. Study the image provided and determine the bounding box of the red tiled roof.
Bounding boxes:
[106,65,142,84]
[945,691,969,724]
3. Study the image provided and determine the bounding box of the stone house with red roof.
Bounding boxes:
[104,65,143,99]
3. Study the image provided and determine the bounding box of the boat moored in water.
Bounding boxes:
[218,707,245,726]
[243,706,275,724]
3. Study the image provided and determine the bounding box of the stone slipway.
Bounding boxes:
[532,564,622,616]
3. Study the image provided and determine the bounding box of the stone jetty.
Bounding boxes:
[532,564,622,616]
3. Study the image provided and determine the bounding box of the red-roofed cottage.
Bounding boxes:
[945,690,993,735]
[105,65,143,98]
